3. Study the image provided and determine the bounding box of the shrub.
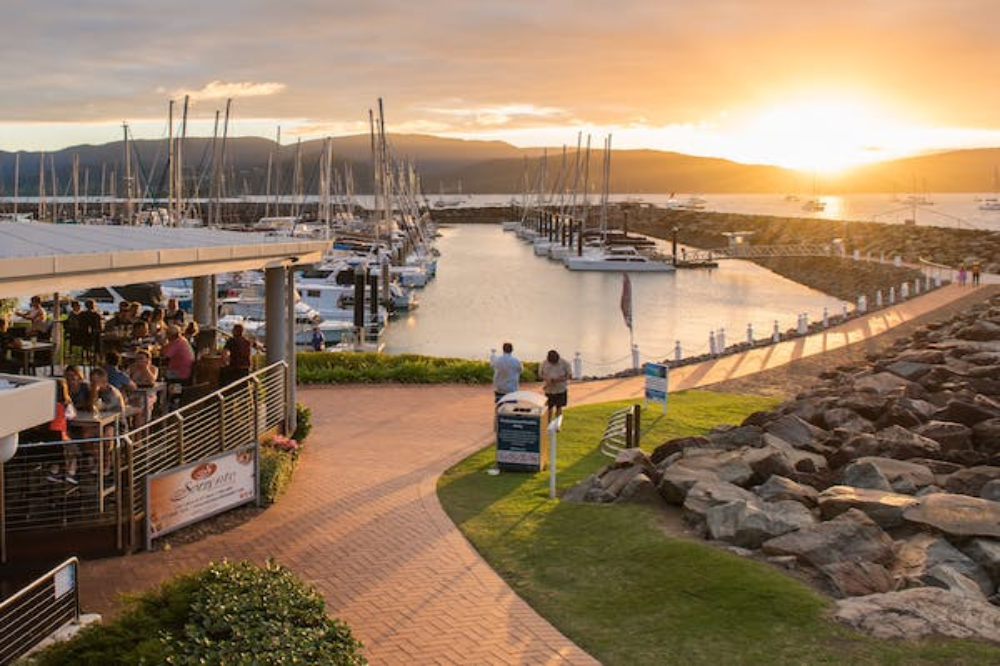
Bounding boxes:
[293,401,312,443]
[296,351,539,384]
[34,560,366,665]
[259,439,298,506]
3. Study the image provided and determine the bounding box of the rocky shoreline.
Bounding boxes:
[568,289,1000,644]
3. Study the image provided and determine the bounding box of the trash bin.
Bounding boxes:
[495,391,548,472]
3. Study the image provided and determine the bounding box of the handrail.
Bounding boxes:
[600,405,641,459]
[0,557,80,664]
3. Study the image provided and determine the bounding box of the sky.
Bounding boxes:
[3,0,1000,171]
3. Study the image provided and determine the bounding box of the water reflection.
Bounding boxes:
[384,225,846,374]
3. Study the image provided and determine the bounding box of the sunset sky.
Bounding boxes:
[3,0,1000,171]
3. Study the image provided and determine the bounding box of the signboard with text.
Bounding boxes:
[496,413,545,472]
[146,444,257,548]
[644,363,668,413]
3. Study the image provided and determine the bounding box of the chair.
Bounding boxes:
[179,382,214,408]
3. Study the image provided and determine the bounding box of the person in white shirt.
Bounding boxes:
[491,342,522,402]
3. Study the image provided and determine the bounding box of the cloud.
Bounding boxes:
[422,104,569,129]
[172,80,287,102]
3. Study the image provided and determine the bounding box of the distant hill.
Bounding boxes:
[1,134,998,196]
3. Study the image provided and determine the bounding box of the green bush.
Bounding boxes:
[293,401,312,443]
[259,441,297,506]
[296,351,539,384]
[34,560,366,665]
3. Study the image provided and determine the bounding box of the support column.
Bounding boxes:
[285,268,298,435]
[265,267,287,367]
[192,276,213,327]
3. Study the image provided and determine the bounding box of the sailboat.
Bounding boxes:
[979,167,1000,211]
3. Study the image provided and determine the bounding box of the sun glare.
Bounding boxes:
[736,96,901,173]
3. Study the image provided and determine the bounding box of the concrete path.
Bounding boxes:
[78,282,985,665]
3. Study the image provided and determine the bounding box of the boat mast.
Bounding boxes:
[123,122,134,225]
[72,153,80,222]
[217,97,232,226]
[177,94,189,225]
[167,99,175,224]
[12,153,18,218]
[208,109,220,227]
[37,151,46,221]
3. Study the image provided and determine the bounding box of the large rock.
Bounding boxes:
[922,564,992,600]
[972,418,1000,454]
[850,457,934,494]
[682,479,757,524]
[818,485,921,528]
[651,436,709,465]
[705,499,815,549]
[914,420,974,453]
[894,533,994,595]
[754,475,819,507]
[944,466,1000,497]
[762,509,895,567]
[704,425,763,451]
[935,398,1000,427]
[982,479,1000,502]
[657,465,719,505]
[674,449,754,487]
[763,415,828,452]
[902,493,1000,538]
[821,408,876,433]
[877,396,934,429]
[955,320,1000,341]
[820,561,896,597]
[854,372,924,397]
[874,425,943,460]
[885,360,933,381]
[961,538,1000,580]
[833,587,1000,642]
[841,461,892,492]
[617,473,665,506]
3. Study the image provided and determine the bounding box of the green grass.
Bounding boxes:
[438,391,1000,665]
[296,351,539,384]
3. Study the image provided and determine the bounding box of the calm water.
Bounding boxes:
[383,224,845,374]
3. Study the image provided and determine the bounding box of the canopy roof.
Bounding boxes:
[0,221,329,299]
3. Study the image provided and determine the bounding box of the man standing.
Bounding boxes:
[491,342,522,402]
[539,349,572,422]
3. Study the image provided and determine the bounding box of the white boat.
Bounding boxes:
[548,244,571,261]
[564,246,675,272]
[533,238,553,256]
[980,198,1000,211]
[501,220,520,232]
[802,199,826,212]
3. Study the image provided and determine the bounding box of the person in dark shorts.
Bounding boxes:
[539,349,572,421]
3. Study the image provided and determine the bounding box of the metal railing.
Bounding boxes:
[600,405,641,459]
[1,362,287,557]
[0,557,80,664]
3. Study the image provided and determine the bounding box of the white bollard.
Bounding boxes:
[772,320,781,343]
[857,295,865,313]
[889,287,896,304]
[489,348,497,364]
[797,313,808,335]
[709,330,717,356]
[631,344,640,371]
[876,290,883,308]
[894,255,902,267]
[853,249,861,261]
[842,303,849,320]
[572,352,583,380]
[901,283,910,299]
[934,275,941,288]
[914,279,921,295]
[674,340,682,363]
[746,323,754,346]
[822,307,829,328]
[718,327,726,352]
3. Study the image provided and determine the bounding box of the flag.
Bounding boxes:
[620,272,633,331]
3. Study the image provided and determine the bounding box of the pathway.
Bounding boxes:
[78,282,988,665]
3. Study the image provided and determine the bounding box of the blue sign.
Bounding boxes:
[644,363,668,412]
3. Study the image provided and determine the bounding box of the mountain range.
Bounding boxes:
[1,135,999,196]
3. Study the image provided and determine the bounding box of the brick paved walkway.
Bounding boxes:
[77,281,985,664]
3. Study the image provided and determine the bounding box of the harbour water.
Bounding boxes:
[383,224,846,374]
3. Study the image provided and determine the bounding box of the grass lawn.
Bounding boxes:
[438,390,1000,665]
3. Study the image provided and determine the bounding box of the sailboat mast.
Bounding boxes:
[37,151,46,221]
[12,153,19,218]
[73,153,80,222]
[177,94,189,225]
[167,100,175,224]
[217,97,232,225]
[123,122,134,224]
[208,110,220,227]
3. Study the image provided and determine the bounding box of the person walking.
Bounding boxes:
[491,342,522,402]
[972,261,982,286]
[957,264,968,286]
[539,349,572,422]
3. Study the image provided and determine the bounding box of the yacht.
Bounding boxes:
[564,246,676,272]
[802,199,826,212]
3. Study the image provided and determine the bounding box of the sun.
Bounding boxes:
[734,95,902,173]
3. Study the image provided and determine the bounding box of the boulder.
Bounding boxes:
[598,465,644,497]
[613,448,662,484]
[705,499,815,549]
[981,480,1000,502]
[754,475,819,507]
[833,587,1000,642]
[854,372,923,397]
[955,320,1000,341]
[961,538,1000,580]
[818,485,921,528]
[704,424,763,451]
[821,408,876,433]
[874,425,943,460]
[885,360,933,381]
[841,461,892,492]
[741,445,795,482]
[894,533,994,595]
[657,465,720,505]
[902,494,1000,538]
[851,457,935,494]
[913,420,974,453]
[894,349,947,365]
[762,509,895,567]
[682,479,758,524]
[877,398,931,429]
[944,466,1000,497]
[675,449,754,487]
[651,436,709,465]
[820,561,896,597]
[972,418,1000,454]
[922,564,992,600]
[617,473,665,506]
[761,433,828,473]
[561,474,599,503]
[934,399,1000,427]
[763,414,828,452]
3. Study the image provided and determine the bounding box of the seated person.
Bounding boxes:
[103,350,137,393]
[127,320,154,349]
[0,317,20,373]
[127,349,160,423]
[15,295,49,339]
[161,324,195,383]
[221,323,255,383]
[82,367,126,477]
[64,365,91,410]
